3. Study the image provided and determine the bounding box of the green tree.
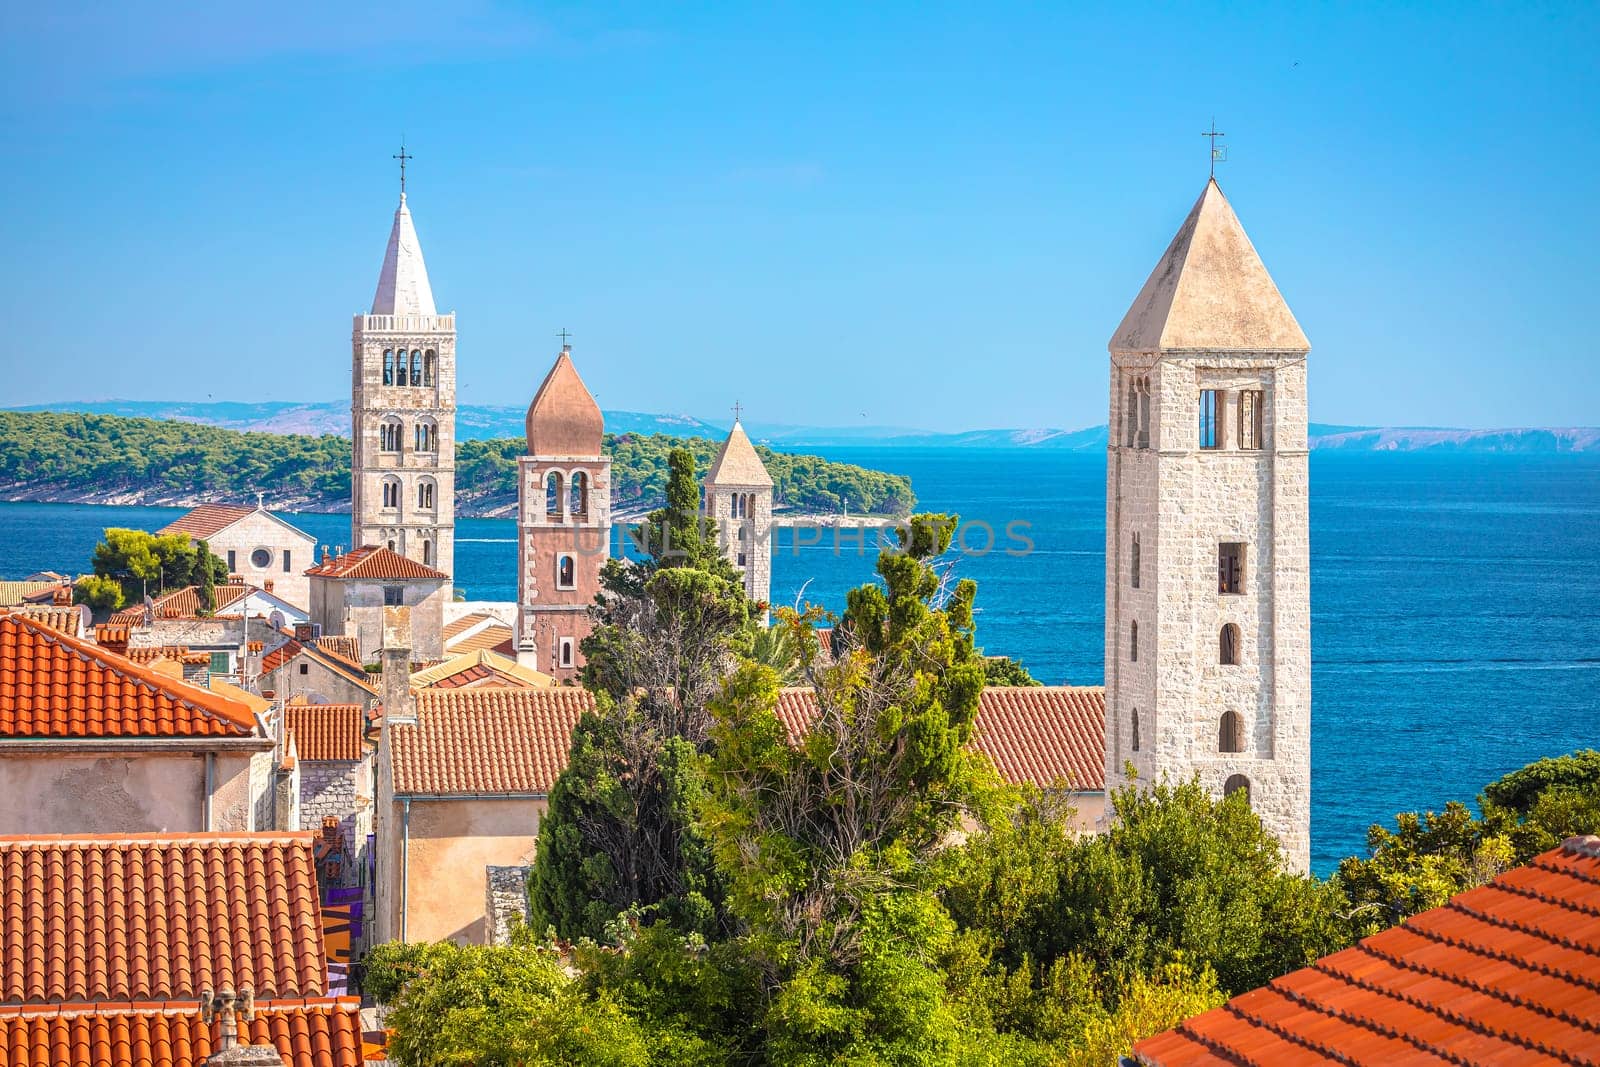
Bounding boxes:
[74,574,125,613]
[530,450,751,942]
[194,538,219,615]
[1334,750,1600,936]
[983,655,1042,687]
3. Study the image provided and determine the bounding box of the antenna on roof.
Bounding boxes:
[1202,119,1227,178]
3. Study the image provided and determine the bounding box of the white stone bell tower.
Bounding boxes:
[1104,178,1312,872]
[351,174,456,583]
[704,416,774,610]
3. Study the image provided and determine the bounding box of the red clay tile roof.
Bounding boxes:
[1134,835,1600,1066]
[93,623,131,654]
[446,624,514,656]
[390,688,595,795]
[282,705,368,762]
[260,641,376,694]
[0,997,364,1067]
[773,686,1106,791]
[442,612,497,643]
[313,635,361,667]
[0,615,257,738]
[158,504,257,541]
[125,646,211,667]
[0,606,84,638]
[0,833,326,1004]
[305,546,447,582]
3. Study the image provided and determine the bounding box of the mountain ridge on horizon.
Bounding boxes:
[7,400,1599,454]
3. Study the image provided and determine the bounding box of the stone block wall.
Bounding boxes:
[300,758,372,885]
[485,865,532,946]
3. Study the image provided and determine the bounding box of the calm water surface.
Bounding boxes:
[4,450,1596,875]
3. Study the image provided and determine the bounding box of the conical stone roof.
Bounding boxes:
[525,348,604,457]
[1110,178,1308,355]
[706,421,773,488]
[371,193,437,316]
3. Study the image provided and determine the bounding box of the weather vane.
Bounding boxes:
[1202,120,1226,178]
[393,141,413,194]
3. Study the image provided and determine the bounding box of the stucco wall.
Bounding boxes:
[516,455,612,680]
[0,749,262,834]
[391,796,546,945]
[259,653,375,706]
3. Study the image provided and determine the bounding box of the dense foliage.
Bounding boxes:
[1333,749,1600,936]
[0,411,914,515]
[78,527,226,611]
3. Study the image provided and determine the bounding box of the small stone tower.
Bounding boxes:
[516,344,611,680]
[703,418,774,609]
[351,190,456,581]
[1104,178,1312,872]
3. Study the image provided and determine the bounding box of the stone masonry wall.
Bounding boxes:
[485,865,532,946]
[300,759,371,884]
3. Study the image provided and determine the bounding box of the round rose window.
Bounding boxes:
[250,548,273,568]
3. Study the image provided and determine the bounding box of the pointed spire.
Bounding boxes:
[371,194,437,317]
[706,419,773,488]
[525,346,604,456]
[1110,179,1308,354]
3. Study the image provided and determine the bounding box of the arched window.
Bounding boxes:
[1220,623,1240,665]
[418,480,434,510]
[1130,621,1138,662]
[1137,377,1151,449]
[1131,532,1141,589]
[545,471,564,518]
[382,478,400,510]
[409,350,422,386]
[387,539,396,552]
[422,540,432,566]
[1219,710,1244,753]
[570,471,588,518]
[380,418,402,452]
[556,554,575,589]
[1131,708,1140,752]
[1224,774,1251,807]
[424,350,436,386]
[414,419,436,453]
[1125,381,1138,447]
[383,350,394,386]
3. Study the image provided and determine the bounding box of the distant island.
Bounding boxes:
[0,411,915,518]
[7,399,1598,453]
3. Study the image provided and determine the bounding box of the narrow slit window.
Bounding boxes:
[1220,623,1240,665]
[1218,542,1245,594]
[1199,389,1221,450]
[1131,532,1141,589]
[1137,379,1151,449]
[1131,708,1140,752]
[1219,711,1244,753]
[1130,621,1138,662]
[1239,390,1264,450]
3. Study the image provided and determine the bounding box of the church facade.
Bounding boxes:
[350,190,457,581]
[1103,178,1312,872]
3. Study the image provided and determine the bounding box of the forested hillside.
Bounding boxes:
[0,411,914,517]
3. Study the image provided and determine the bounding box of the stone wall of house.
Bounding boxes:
[484,865,532,945]
[1105,354,1311,873]
[300,758,373,884]
[259,653,374,706]
[210,511,318,611]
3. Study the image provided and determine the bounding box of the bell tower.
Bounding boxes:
[516,343,611,680]
[703,415,774,611]
[1104,178,1312,871]
[351,182,456,582]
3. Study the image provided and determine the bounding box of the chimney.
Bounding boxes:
[381,609,415,724]
[321,545,331,563]
[263,579,274,594]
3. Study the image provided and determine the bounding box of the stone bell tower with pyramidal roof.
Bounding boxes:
[1104,177,1312,872]
[516,342,611,680]
[351,183,457,582]
[704,416,774,610]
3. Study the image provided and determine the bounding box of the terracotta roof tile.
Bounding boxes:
[445,624,514,656]
[282,705,368,762]
[0,833,326,1005]
[157,504,257,540]
[313,636,361,667]
[442,612,498,643]
[0,615,257,738]
[773,686,1106,791]
[0,582,58,609]
[1134,836,1600,1066]
[390,688,594,795]
[0,997,364,1067]
[410,649,553,691]
[305,546,447,582]
[0,606,85,638]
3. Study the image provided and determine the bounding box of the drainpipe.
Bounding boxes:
[400,797,411,942]
[203,751,216,829]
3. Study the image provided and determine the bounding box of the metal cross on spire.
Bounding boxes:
[732,400,743,424]
[393,141,413,194]
[1202,120,1226,178]
[557,328,572,349]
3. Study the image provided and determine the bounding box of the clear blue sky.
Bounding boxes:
[3,2,1595,431]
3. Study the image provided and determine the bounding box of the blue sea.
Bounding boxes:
[3,449,1597,875]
